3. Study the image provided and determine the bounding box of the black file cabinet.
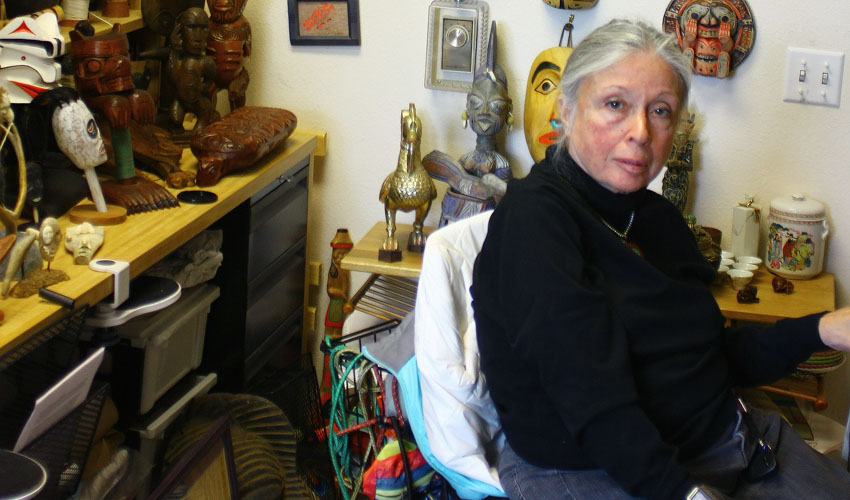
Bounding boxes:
[203,155,310,391]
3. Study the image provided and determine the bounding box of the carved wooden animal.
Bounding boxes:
[190,106,297,187]
[378,103,436,254]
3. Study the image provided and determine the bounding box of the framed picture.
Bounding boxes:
[288,0,361,46]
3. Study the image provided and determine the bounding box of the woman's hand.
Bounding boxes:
[818,307,850,351]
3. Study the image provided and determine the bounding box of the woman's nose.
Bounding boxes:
[627,112,650,145]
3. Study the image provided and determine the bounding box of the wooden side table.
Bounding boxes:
[339,222,434,322]
[711,269,836,410]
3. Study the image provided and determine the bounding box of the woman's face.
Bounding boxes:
[559,51,683,194]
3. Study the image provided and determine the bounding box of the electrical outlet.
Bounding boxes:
[783,47,844,107]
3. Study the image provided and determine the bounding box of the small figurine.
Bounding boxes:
[166,7,219,132]
[772,276,794,294]
[70,25,179,214]
[6,218,70,298]
[378,103,437,261]
[686,214,721,268]
[423,22,512,227]
[662,112,696,215]
[64,222,105,265]
[206,0,251,111]
[524,20,574,163]
[38,218,61,266]
[325,229,354,339]
[663,0,755,78]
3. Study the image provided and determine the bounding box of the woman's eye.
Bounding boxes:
[652,107,672,117]
[605,99,623,110]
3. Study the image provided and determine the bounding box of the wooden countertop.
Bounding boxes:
[711,268,835,323]
[0,130,317,356]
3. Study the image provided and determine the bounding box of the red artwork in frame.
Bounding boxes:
[288,0,361,45]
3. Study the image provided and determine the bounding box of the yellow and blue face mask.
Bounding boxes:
[523,45,572,163]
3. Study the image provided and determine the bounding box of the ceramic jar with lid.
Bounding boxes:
[765,194,829,279]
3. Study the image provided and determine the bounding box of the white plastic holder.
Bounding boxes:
[89,258,130,309]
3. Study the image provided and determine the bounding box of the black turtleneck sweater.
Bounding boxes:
[470,147,826,500]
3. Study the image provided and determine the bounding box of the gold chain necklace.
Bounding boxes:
[600,210,635,243]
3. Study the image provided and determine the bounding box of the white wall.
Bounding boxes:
[244,0,850,419]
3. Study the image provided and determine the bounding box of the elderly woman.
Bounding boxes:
[471,19,850,500]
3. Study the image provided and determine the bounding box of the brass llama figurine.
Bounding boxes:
[378,103,437,262]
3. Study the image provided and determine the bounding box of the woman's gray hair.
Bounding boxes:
[559,19,692,129]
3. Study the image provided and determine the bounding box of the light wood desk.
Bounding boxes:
[0,130,318,357]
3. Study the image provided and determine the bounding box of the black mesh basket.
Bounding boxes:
[0,305,108,499]
[248,353,339,500]
[21,382,109,499]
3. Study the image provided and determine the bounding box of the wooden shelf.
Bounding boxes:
[59,9,145,46]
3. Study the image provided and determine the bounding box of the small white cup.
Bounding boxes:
[721,258,735,268]
[728,269,754,290]
[737,256,763,267]
[721,250,735,261]
[732,262,758,272]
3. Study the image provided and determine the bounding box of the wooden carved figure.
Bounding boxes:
[191,106,297,186]
[663,0,755,78]
[166,7,219,132]
[325,228,354,339]
[662,113,696,215]
[206,0,251,111]
[423,22,512,227]
[70,26,179,214]
[142,0,205,37]
[378,103,437,262]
